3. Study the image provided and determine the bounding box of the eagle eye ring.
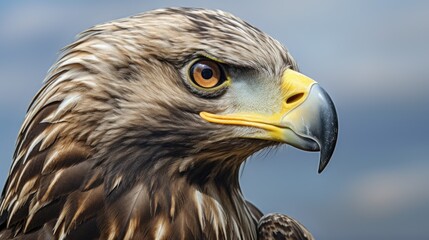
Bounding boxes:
[187,59,229,93]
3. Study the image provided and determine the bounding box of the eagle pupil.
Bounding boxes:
[201,68,213,80]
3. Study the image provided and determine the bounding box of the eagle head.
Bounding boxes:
[0,7,337,240]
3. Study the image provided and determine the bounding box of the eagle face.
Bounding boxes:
[0,7,337,240]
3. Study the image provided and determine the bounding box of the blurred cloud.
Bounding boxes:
[0,2,137,45]
[346,161,429,217]
[0,4,64,42]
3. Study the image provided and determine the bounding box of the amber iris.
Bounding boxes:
[190,60,223,88]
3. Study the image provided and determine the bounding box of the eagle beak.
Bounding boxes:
[280,71,338,173]
[200,69,338,173]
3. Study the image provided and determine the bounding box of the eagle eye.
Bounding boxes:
[189,60,226,89]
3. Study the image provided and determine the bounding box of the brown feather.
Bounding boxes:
[257,214,315,240]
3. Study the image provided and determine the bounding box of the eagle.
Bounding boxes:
[0,7,338,240]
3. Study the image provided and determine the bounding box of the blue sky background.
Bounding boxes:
[1,1,428,239]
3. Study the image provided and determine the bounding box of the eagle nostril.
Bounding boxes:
[286,93,304,104]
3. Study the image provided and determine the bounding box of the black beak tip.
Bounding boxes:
[318,157,329,174]
[317,125,338,174]
[317,146,335,173]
